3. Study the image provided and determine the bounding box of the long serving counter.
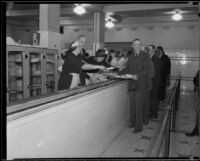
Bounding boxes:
[7,80,130,159]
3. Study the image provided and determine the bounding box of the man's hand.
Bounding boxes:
[131,74,138,80]
[132,74,138,80]
[122,74,138,80]
[97,65,106,70]
[58,66,62,72]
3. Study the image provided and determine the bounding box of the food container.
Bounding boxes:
[8,62,16,76]
[31,64,37,74]
[17,93,23,100]
[9,92,17,101]
[32,89,37,96]
[17,80,23,90]
[16,54,22,62]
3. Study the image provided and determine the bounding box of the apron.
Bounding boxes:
[69,73,80,89]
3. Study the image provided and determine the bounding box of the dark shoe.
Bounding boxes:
[150,114,158,119]
[143,120,149,125]
[128,123,135,128]
[160,100,166,104]
[133,128,143,133]
[185,127,199,137]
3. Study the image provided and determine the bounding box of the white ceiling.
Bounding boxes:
[6,3,199,21]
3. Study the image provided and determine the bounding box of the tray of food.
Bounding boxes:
[101,72,133,80]
[113,74,133,80]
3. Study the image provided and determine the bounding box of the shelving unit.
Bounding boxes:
[7,45,58,104]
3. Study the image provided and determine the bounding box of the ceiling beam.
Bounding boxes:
[103,3,198,13]
[60,19,93,26]
[6,8,79,17]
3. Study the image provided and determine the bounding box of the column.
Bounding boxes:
[198,3,200,135]
[199,4,200,72]
[38,4,61,55]
[93,12,105,55]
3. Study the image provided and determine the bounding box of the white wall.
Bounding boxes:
[61,26,94,51]
[61,22,199,51]
[105,25,199,50]
[7,82,129,159]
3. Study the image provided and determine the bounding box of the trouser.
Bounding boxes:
[129,89,148,130]
[143,90,150,124]
[195,113,199,131]
[150,86,159,117]
[195,91,199,132]
[159,80,167,101]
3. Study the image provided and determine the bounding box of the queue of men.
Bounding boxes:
[119,38,171,133]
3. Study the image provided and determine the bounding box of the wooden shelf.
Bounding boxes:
[31,84,42,87]
[30,58,41,63]
[46,60,55,63]
[30,73,42,76]
[9,75,23,78]
[46,73,54,75]
[8,89,23,92]
[8,60,23,63]
[30,61,41,63]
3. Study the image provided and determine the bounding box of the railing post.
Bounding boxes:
[176,76,181,110]
[170,106,173,131]
[177,76,181,101]
[172,96,176,132]
[175,85,178,111]
[164,110,171,157]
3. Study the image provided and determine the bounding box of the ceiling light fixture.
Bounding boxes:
[105,20,114,28]
[172,10,183,21]
[73,4,86,15]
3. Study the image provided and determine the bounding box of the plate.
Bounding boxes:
[106,67,115,70]
[114,75,133,79]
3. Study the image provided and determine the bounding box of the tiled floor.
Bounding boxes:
[169,90,200,158]
[101,90,199,158]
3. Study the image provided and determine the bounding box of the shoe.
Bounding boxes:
[159,100,166,104]
[133,129,143,133]
[185,127,199,137]
[128,124,135,128]
[143,120,149,125]
[150,115,158,119]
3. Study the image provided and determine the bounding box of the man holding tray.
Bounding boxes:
[118,38,152,133]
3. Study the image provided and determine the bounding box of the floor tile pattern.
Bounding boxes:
[101,90,199,158]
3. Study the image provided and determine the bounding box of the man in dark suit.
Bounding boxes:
[148,45,161,118]
[119,38,152,133]
[157,46,171,102]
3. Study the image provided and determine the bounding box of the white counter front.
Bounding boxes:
[7,81,129,159]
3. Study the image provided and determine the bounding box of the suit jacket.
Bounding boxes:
[148,59,155,90]
[160,54,171,82]
[119,50,151,91]
[151,54,161,87]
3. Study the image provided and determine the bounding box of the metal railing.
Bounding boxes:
[146,74,181,157]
